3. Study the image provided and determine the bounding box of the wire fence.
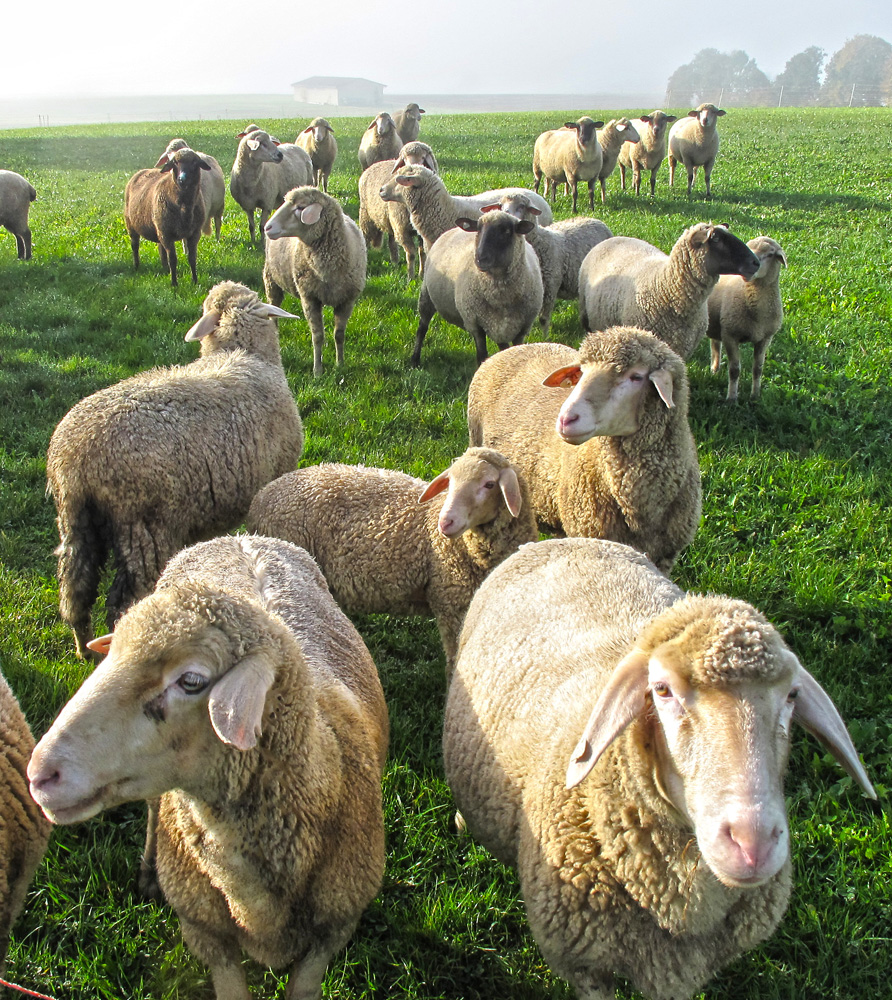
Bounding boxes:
[665,85,889,108]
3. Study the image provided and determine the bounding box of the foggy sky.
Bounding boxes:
[7,0,888,99]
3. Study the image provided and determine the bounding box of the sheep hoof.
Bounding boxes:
[137,860,163,901]
[452,810,467,835]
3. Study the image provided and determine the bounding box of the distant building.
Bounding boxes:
[291,77,386,106]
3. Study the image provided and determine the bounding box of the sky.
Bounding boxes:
[5,0,889,99]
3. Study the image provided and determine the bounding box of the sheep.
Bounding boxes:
[496,194,612,337]
[295,117,338,193]
[379,163,553,251]
[412,210,543,368]
[596,117,640,203]
[393,102,426,144]
[159,139,225,239]
[263,186,367,376]
[617,110,678,197]
[0,669,51,976]
[247,447,538,673]
[443,535,876,1000]
[46,281,305,659]
[123,147,210,286]
[28,533,388,1000]
[707,236,787,401]
[467,327,701,573]
[578,222,761,359]
[668,103,726,198]
[357,113,403,170]
[229,127,314,246]
[0,169,36,260]
[532,116,606,213]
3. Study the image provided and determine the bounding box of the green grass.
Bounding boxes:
[0,106,890,999]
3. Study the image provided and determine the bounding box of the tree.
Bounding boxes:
[666,49,771,106]
[774,47,825,105]
[821,34,892,105]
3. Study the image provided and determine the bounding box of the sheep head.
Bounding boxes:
[184,281,296,355]
[747,236,787,278]
[564,117,604,148]
[689,104,726,129]
[264,187,329,242]
[455,211,535,274]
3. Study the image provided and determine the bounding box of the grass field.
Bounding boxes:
[0,107,890,999]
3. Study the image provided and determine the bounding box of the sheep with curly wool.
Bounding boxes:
[467,328,700,572]
[596,118,640,203]
[532,116,606,213]
[668,103,726,198]
[617,110,677,197]
[247,447,537,673]
[47,281,304,659]
[263,186,367,376]
[29,533,388,1000]
[160,139,225,239]
[707,236,787,401]
[358,113,403,170]
[393,102,426,144]
[295,118,338,193]
[0,169,37,260]
[444,535,875,1000]
[578,223,760,359]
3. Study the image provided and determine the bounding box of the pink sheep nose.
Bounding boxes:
[558,411,580,434]
[719,819,785,881]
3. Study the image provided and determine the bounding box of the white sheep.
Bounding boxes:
[229,127,314,246]
[393,102,426,144]
[357,113,403,170]
[668,103,726,198]
[247,446,538,673]
[47,281,304,659]
[0,169,36,260]
[595,118,640,203]
[412,210,543,367]
[160,139,225,239]
[532,116,606,213]
[295,117,338,193]
[617,110,678,197]
[467,327,701,573]
[443,535,875,1000]
[707,235,787,401]
[578,222,761,359]
[263,186,367,376]
[29,533,389,1000]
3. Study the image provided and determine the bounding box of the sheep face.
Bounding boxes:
[690,104,726,129]
[692,224,761,280]
[264,187,328,242]
[379,163,428,201]
[564,117,604,147]
[748,236,787,278]
[392,142,438,173]
[184,281,297,353]
[456,212,534,274]
[612,118,640,144]
[306,118,333,143]
[371,113,396,137]
[159,148,211,191]
[497,193,541,224]
[242,130,284,164]
[638,110,677,141]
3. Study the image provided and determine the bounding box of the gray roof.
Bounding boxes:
[291,77,385,88]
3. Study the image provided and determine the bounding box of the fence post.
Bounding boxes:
[777,86,783,108]
[849,84,856,107]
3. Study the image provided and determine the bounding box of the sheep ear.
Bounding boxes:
[716,109,726,116]
[593,121,605,129]
[564,121,580,130]
[456,217,479,233]
[649,368,675,408]
[367,120,377,130]
[154,153,171,168]
[542,364,582,388]
[778,251,788,267]
[423,153,437,171]
[666,116,678,123]
[159,159,175,173]
[208,652,276,750]
[199,159,212,171]
[247,139,260,151]
[498,467,522,517]
[515,220,535,236]
[419,471,450,504]
[640,115,652,124]
[566,648,650,789]
[395,175,416,188]
[688,109,699,117]
[185,310,222,341]
[793,667,877,799]
[300,203,324,225]
[253,302,299,321]
[616,123,627,132]
[86,633,114,656]
[302,126,313,133]
[480,204,501,213]
[391,157,406,173]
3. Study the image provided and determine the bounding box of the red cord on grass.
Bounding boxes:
[0,977,58,1000]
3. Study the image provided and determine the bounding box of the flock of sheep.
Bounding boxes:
[0,100,877,1000]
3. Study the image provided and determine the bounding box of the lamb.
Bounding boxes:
[357,113,403,169]
[467,327,701,573]
[247,446,538,673]
[393,102,426,144]
[578,222,761,359]
[443,535,875,1000]
[160,139,225,239]
[123,147,211,285]
[28,533,388,1000]
[412,210,543,367]
[595,118,640,203]
[229,127,314,246]
[46,281,305,659]
[668,103,726,198]
[1,669,51,976]
[295,117,338,193]
[263,186,367,376]
[0,169,36,260]
[379,163,553,251]
[617,110,677,197]
[532,116,606,213]
[707,236,787,401]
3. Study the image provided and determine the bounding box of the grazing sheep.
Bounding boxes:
[379,163,553,251]
[160,139,225,239]
[358,113,403,170]
[247,447,537,673]
[617,110,677,197]
[47,281,304,659]
[1,670,51,975]
[578,222,761,359]
[443,535,875,1000]
[596,118,640,203]
[412,210,543,367]
[29,533,388,1000]
[707,236,787,401]
[263,186,367,376]
[229,128,314,246]
[467,328,700,572]
[0,169,36,260]
[295,117,338,193]
[668,103,726,198]
[393,102,426,144]
[532,116,606,213]
[124,147,210,286]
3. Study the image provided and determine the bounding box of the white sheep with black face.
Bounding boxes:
[617,109,678,197]
[532,116,606,213]
[160,139,225,238]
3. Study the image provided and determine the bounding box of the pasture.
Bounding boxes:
[0,107,890,999]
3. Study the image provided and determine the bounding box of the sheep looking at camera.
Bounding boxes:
[358,113,403,169]
[617,110,677,197]
[295,117,338,193]
[532,116,606,213]
[596,118,640,203]
[668,103,726,198]
[160,139,225,239]
[393,103,426,144]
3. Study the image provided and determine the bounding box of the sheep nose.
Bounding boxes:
[438,516,456,537]
[558,412,580,434]
[27,752,61,793]
[722,820,784,876]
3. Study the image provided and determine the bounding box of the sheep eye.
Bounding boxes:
[178,672,209,694]
[652,682,672,698]
[483,481,496,490]
[787,688,799,702]
[629,372,645,382]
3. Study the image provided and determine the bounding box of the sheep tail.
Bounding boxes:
[54,496,107,658]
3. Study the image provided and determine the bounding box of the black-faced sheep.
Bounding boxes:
[160,139,225,239]
[0,170,37,260]
[617,110,678,197]
[532,116,606,213]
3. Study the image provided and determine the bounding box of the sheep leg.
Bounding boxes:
[649,168,658,198]
[258,208,272,249]
[469,326,489,366]
[411,288,436,367]
[245,208,257,248]
[263,268,286,309]
[724,338,742,403]
[668,155,677,187]
[632,166,642,196]
[539,289,557,339]
[569,179,579,214]
[332,300,355,368]
[387,234,400,268]
[710,338,722,374]
[301,294,327,376]
[165,240,179,286]
[129,229,141,270]
[15,228,32,260]
[686,165,696,197]
[619,164,628,192]
[703,159,715,199]
[185,233,200,284]
[106,520,169,628]
[138,799,163,899]
[599,177,607,205]
[285,947,333,1000]
[751,337,771,399]
[214,213,222,240]
[533,169,542,194]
